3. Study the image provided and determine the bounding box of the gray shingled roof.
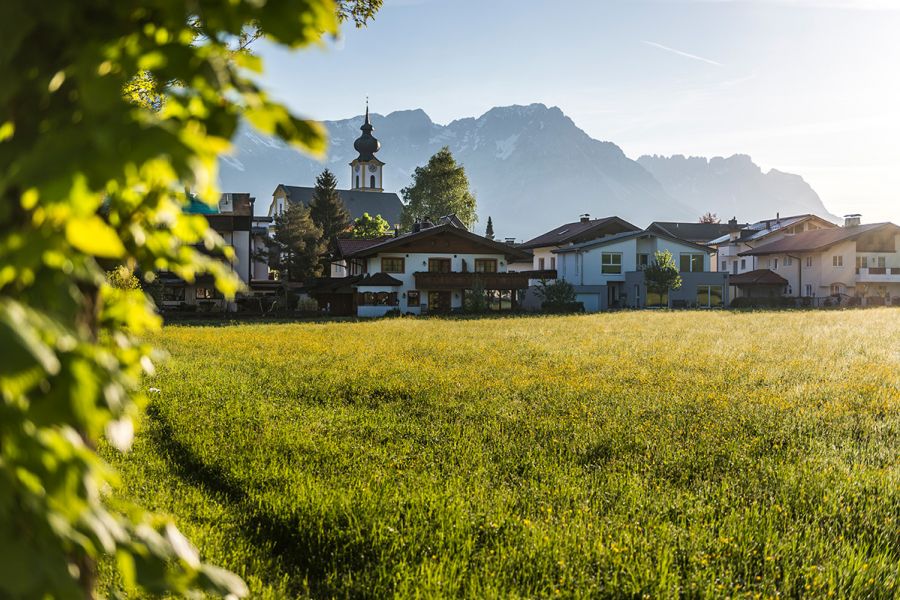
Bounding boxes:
[278,185,404,226]
[554,229,712,254]
[520,216,640,249]
[647,221,745,244]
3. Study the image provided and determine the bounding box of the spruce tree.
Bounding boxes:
[400,147,477,231]
[486,216,495,240]
[270,202,326,282]
[309,168,350,271]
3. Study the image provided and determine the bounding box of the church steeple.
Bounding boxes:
[350,101,384,192]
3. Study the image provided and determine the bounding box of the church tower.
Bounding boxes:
[349,104,384,192]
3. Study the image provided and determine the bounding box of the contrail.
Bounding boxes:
[642,40,724,67]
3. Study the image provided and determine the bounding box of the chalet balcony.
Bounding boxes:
[414,270,557,290]
[856,267,900,283]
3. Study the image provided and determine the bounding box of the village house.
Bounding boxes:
[517,215,641,274]
[554,229,728,310]
[309,219,552,317]
[157,193,272,310]
[268,107,404,228]
[736,216,900,305]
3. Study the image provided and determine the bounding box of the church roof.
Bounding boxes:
[276,185,404,226]
[353,106,381,162]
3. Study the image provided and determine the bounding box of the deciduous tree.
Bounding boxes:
[350,212,392,238]
[643,250,683,305]
[0,0,380,597]
[699,212,721,224]
[400,147,477,230]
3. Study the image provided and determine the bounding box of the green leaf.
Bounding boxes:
[65,216,125,258]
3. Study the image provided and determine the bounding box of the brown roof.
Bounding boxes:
[357,273,403,286]
[647,221,745,244]
[344,223,532,261]
[335,237,394,257]
[728,269,788,286]
[520,216,640,249]
[739,223,899,256]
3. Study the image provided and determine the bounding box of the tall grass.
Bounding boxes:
[109,309,900,598]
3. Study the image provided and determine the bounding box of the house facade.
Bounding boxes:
[738,219,900,305]
[555,230,728,310]
[519,215,641,275]
[312,221,549,317]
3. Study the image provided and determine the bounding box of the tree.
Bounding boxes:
[535,279,577,309]
[400,147,477,231]
[350,212,392,238]
[270,202,326,282]
[643,250,683,307]
[309,169,350,270]
[699,212,721,224]
[485,216,495,240]
[0,0,381,597]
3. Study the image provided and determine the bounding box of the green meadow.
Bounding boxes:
[107,309,900,598]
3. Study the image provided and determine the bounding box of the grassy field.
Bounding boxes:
[107,309,900,598]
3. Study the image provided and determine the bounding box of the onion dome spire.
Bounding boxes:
[353,101,381,161]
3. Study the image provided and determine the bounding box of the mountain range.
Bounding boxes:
[218,103,836,239]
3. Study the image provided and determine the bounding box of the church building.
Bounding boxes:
[268,106,404,227]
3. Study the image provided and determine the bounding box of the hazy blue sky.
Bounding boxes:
[257,0,900,223]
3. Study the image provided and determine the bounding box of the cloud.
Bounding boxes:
[642,41,724,67]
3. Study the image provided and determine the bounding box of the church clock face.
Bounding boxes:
[354,165,360,173]
[368,164,377,172]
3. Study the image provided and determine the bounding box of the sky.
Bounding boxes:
[256,0,900,223]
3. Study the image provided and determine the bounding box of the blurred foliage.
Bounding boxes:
[0,0,384,596]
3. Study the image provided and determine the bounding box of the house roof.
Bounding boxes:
[357,273,403,287]
[739,223,899,256]
[647,221,745,244]
[343,223,532,261]
[553,228,713,254]
[727,269,789,286]
[276,184,404,225]
[335,237,394,256]
[709,214,836,245]
[520,216,640,249]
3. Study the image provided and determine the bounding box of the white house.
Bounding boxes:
[554,229,728,311]
[737,217,900,305]
[310,220,542,317]
[518,215,641,275]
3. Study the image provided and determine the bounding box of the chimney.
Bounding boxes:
[728,216,740,241]
[580,213,591,224]
[843,214,861,228]
[393,226,400,238]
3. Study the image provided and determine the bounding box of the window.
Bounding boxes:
[740,258,746,270]
[601,252,622,274]
[550,257,556,270]
[679,253,705,272]
[784,256,792,266]
[769,258,778,270]
[370,174,376,188]
[474,258,498,273]
[877,256,886,268]
[195,287,219,300]
[833,255,843,267]
[358,291,399,306]
[830,284,843,296]
[721,261,727,271]
[428,258,452,273]
[696,285,723,308]
[732,262,738,275]
[381,257,405,273]
[407,290,420,306]
[805,284,813,297]
[162,286,185,302]
[806,256,813,267]
[538,257,545,270]
[355,175,360,188]
[856,256,867,270]
[638,254,650,270]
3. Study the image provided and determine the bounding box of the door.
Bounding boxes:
[428,291,451,313]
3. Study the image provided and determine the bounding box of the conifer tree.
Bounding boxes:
[309,169,350,271]
[400,147,477,230]
[270,202,326,282]
[486,216,495,240]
